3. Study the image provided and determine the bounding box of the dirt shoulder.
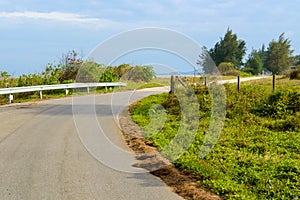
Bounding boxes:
[119,107,222,200]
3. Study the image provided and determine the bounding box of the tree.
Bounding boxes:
[58,50,83,83]
[197,47,217,74]
[266,33,293,74]
[114,64,132,79]
[257,44,268,70]
[218,62,239,76]
[291,55,300,67]
[99,66,118,82]
[126,65,156,82]
[0,71,10,79]
[244,50,263,75]
[42,63,60,85]
[209,28,246,69]
[77,61,103,82]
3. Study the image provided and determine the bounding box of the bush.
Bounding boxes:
[289,69,300,80]
[218,62,240,76]
[253,90,300,118]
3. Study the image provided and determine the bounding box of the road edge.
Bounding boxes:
[119,106,222,200]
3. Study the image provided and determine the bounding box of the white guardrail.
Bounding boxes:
[0,82,127,103]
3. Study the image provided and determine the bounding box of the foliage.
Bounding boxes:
[0,71,10,79]
[113,64,132,79]
[266,33,293,75]
[217,62,240,76]
[289,69,300,80]
[197,47,218,74]
[244,50,263,75]
[42,63,60,85]
[290,55,300,67]
[126,65,156,82]
[257,44,269,71]
[131,78,300,199]
[253,90,300,118]
[76,61,103,82]
[58,50,83,83]
[99,66,118,82]
[209,28,247,69]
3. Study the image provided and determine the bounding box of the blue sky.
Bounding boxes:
[0,0,299,76]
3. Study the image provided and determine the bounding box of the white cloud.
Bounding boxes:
[0,11,119,26]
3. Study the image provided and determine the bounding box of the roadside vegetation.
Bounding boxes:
[130,77,300,199]
[0,51,162,104]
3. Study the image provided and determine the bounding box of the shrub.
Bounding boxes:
[253,90,300,118]
[289,69,300,80]
[218,62,241,76]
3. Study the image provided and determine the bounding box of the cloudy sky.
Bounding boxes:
[0,0,299,76]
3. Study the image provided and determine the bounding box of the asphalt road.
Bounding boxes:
[0,87,183,200]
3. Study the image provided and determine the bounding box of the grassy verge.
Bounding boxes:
[130,77,300,199]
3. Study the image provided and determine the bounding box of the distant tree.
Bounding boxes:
[291,55,300,67]
[0,71,11,88]
[42,63,60,85]
[257,44,268,70]
[0,71,10,79]
[58,50,83,83]
[209,28,246,69]
[266,33,293,74]
[197,47,217,74]
[77,61,103,82]
[244,50,263,75]
[99,66,118,82]
[114,64,132,79]
[217,62,239,76]
[127,65,156,82]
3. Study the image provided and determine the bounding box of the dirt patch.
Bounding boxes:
[119,108,222,200]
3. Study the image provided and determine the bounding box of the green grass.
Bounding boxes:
[130,77,300,199]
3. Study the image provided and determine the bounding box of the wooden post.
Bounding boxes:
[204,76,207,86]
[272,74,276,92]
[237,75,240,92]
[170,75,175,94]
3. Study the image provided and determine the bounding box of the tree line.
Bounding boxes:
[0,50,156,88]
[200,28,298,75]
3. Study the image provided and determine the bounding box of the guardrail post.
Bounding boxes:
[39,90,43,99]
[65,89,69,95]
[87,87,90,93]
[105,83,108,91]
[8,93,13,103]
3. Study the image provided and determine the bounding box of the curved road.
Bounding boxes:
[0,87,182,200]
